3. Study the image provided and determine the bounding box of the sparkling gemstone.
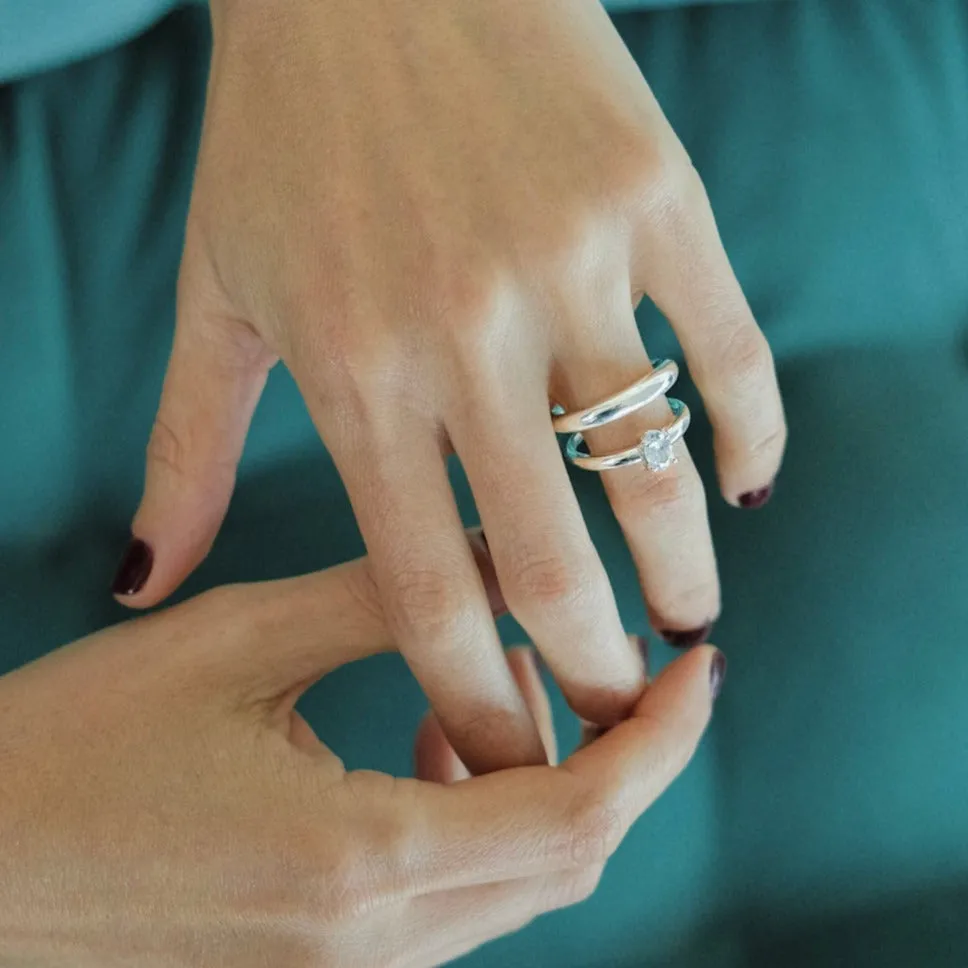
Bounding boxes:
[639,429,675,472]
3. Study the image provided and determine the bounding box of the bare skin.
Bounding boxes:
[120,0,780,773]
[1,544,720,967]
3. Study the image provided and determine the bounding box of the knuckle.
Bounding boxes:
[508,552,572,606]
[163,585,261,682]
[500,902,542,937]
[612,462,704,521]
[432,262,500,331]
[340,774,420,893]
[146,411,235,486]
[407,243,503,342]
[565,793,625,868]
[642,152,707,227]
[305,851,368,925]
[559,865,606,909]
[716,324,774,394]
[390,564,476,641]
[600,120,692,204]
[303,337,404,424]
[145,414,187,475]
[748,421,788,464]
[288,823,393,926]
[503,547,608,619]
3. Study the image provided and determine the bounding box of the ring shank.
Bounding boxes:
[551,360,679,434]
[565,400,691,472]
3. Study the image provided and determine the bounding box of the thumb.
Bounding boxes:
[393,646,724,892]
[112,286,275,607]
[563,644,722,817]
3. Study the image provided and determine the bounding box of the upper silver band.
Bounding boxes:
[551,359,679,434]
[565,399,691,473]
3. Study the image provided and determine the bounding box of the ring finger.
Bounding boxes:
[553,286,720,647]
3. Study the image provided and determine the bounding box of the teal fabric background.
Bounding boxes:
[1,1,967,965]
[0,0,767,81]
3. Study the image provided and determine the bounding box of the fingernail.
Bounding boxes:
[739,483,774,509]
[634,634,650,676]
[659,623,713,649]
[469,530,507,619]
[111,538,154,596]
[580,722,610,747]
[709,650,727,701]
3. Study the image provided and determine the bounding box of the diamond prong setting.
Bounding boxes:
[639,429,676,472]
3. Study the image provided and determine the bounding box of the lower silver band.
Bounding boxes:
[565,399,691,473]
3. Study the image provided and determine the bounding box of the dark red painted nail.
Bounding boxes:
[659,622,713,649]
[580,722,611,747]
[635,634,650,676]
[111,538,154,596]
[739,483,774,509]
[469,530,507,619]
[709,650,727,701]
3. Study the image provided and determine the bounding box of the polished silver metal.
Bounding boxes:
[551,359,679,434]
[565,399,691,472]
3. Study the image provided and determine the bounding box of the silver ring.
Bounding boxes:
[565,399,691,472]
[551,359,679,434]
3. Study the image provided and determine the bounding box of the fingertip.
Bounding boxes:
[708,647,727,701]
[737,483,775,509]
[110,521,218,609]
[110,537,154,599]
[507,646,557,765]
[632,634,650,678]
[564,643,721,808]
[658,622,714,650]
[637,642,722,715]
[414,712,471,784]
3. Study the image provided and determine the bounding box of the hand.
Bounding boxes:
[1,545,721,968]
[117,0,782,772]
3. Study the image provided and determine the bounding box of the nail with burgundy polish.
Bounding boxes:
[739,482,774,509]
[111,538,154,597]
[469,529,507,619]
[659,622,713,649]
[580,721,611,748]
[635,634,650,677]
[709,650,727,701]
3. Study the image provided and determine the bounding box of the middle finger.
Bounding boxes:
[446,354,646,727]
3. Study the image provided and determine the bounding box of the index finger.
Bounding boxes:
[404,644,719,893]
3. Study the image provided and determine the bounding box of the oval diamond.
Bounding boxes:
[639,429,674,472]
